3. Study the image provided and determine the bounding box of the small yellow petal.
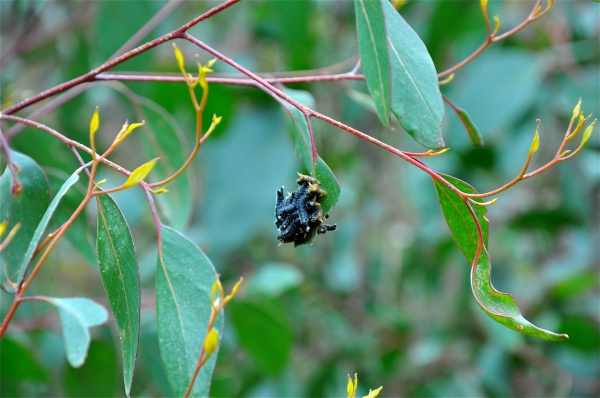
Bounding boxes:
[203,328,219,360]
[115,121,145,145]
[0,220,7,237]
[123,158,160,188]
[173,43,185,73]
[90,107,100,137]
[363,386,383,398]
[224,277,244,303]
[438,74,454,86]
[347,375,354,398]
[493,16,501,35]
[530,129,540,155]
[206,58,217,68]
[151,187,168,194]
[581,119,598,146]
[212,114,222,125]
[572,98,581,119]
[480,0,488,12]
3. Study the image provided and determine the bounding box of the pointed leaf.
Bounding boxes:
[283,88,316,173]
[434,174,567,340]
[38,297,108,367]
[156,225,222,397]
[96,194,140,395]
[383,1,445,148]
[16,172,79,286]
[355,0,391,126]
[0,151,50,292]
[451,102,483,146]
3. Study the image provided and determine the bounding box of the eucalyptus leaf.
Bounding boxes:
[16,172,79,286]
[383,1,445,148]
[452,102,484,146]
[156,225,222,397]
[96,193,140,396]
[41,297,109,367]
[434,174,567,340]
[355,0,391,127]
[0,150,50,292]
[283,88,316,173]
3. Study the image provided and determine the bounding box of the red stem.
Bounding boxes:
[94,73,364,85]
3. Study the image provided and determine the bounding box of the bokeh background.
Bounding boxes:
[1,0,598,397]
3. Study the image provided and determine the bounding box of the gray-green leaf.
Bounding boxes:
[96,194,140,396]
[384,1,445,148]
[156,225,222,397]
[355,0,391,127]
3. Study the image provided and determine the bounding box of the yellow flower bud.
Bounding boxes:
[90,107,100,137]
[123,158,160,188]
[203,328,219,360]
[363,387,383,398]
[480,0,488,12]
[572,98,581,119]
[581,119,598,147]
[529,129,540,155]
[173,43,185,74]
[493,16,501,36]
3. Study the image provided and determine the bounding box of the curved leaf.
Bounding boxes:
[156,225,222,397]
[16,172,80,286]
[383,1,445,148]
[434,174,567,340]
[40,297,109,367]
[355,0,391,127]
[453,103,484,146]
[96,194,140,396]
[0,150,50,292]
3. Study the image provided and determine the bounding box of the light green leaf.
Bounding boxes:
[434,174,567,340]
[228,297,292,376]
[41,297,109,367]
[0,150,50,292]
[96,193,140,396]
[156,225,222,397]
[248,263,304,297]
[383,1,445,148]
[355,0,391,127]
[16,172,79,286]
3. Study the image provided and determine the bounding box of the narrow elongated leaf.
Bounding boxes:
[448,101,483,146]
[156,225,222,397]
[38,297,108,367]
[283,88,316,173]
[96,194,140,396]
[383,1,445,148]
[355,0,391,126]
[434,175,568,340]
[16,173,79,286]
[0,151,49,292]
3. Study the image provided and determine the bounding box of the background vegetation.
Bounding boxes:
[1,0,598,396]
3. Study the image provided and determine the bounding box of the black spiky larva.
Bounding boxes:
[275,173,337,245]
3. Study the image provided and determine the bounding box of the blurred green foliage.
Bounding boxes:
[1,0,598,397]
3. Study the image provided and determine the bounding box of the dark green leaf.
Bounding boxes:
[139,102,193,230]
[228,298,292,376]
[0,337,48,381]
[283,88,316,173]
[383,1,445,148]
[16,172,79,286]
[450,101,483,146]
[0,150,50,292]
[41,297,109,367]
[434,174,567,340]
[96,194,140,396]
[62,340,118,398]
[355,0,391,127]
[156,225,222,397]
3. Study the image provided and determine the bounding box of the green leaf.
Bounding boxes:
[40,297,109,367]
[471,247,568,341]
[433,174,488,261]
[0,337,48,381]
[283,88,316,173]
[228,297,293,376]
[383,1,445,148]
[0,151,50,292]
[355,0,391,127]
[96,194,140,396]
[156,225,222,397]
[62,340,118,398]
[434,175,568,340]
[450,101,484,146]
[139,102,193,230]
[16,172,80,287]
